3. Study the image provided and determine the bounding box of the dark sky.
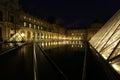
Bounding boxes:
[19,0,120,27]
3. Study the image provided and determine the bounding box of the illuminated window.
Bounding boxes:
[24,22,27,27]
[29,24,32,28]
[24,16,26,19]
[41,27,43,30]
[79,37,81,40]
[34,25,36,29]
[34,20,36,22]
[72,33,74,35]
[41,33,44,39]
[38,26,40,29]
[29,18,31,21]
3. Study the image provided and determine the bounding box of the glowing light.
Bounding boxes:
[54,42,56,45]
[24,16,26,19]
[41,35,44,39]
[45,42,47,46]
[80,44,83,48]
[38,26,39,29]
[112,63,120,73]
[42,42,44,47]
[58,42,61,44]
[51,42,53,45]
[48,42,51,46]
[41,27,43,30]
[29,24,32,28]
[29,18,31,21]
[34,25,36,29]
[72,33,74,35]
[72,45,74,47]
[24,22,27,27]
[73,41,75,44]
[21,33,25,37]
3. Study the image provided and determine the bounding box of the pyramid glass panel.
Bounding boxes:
[111,57,120,74]
[100,39,119,59]
[89,9,120,74]
[109,43,120,60]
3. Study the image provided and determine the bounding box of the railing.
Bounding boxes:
[33,42,38,80]
[34,42,69,80]
[82,41,87,80]
[0,42,26,56]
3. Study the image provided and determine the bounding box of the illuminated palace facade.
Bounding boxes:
[0,0,67,42]
[0,0,101,43]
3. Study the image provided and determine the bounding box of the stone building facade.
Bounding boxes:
[0,0,102,43]
[0,0,66,42]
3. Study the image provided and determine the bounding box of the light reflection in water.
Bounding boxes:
[39,41,84,50]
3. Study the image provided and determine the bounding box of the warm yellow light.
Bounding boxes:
[48,42,51,46]
[21,33,25,37]
[42,42,44,46]
[72,45,74,47]
[112,63,120,74]
[45,42,47,46]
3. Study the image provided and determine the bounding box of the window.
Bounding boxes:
[34,25,36,29]
[29,24,32,28]
[24,22,27,27]
[41,27,43,30]
[34,19,36,22]
[24,16,26,19]
[38,26,40,29]
[72,33,74,36]
[29,18,31,21]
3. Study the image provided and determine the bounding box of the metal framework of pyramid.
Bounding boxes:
[89,9,120,74]
[9,33,25,42]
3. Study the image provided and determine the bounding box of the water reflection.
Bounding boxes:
[40,41,85,80]
[0,43,15,52]
[38,41,84,50]
[0,42,25,53]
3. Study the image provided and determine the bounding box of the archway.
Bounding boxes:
[27,31,31,40]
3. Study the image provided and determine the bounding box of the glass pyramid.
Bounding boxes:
[89,9,120,74]
[8,32,25,46]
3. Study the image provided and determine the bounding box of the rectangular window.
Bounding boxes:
[24,22,27,27]
[34,25,36,29]
[29,24,32,28]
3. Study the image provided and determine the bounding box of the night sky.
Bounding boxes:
[19,0,120,28]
